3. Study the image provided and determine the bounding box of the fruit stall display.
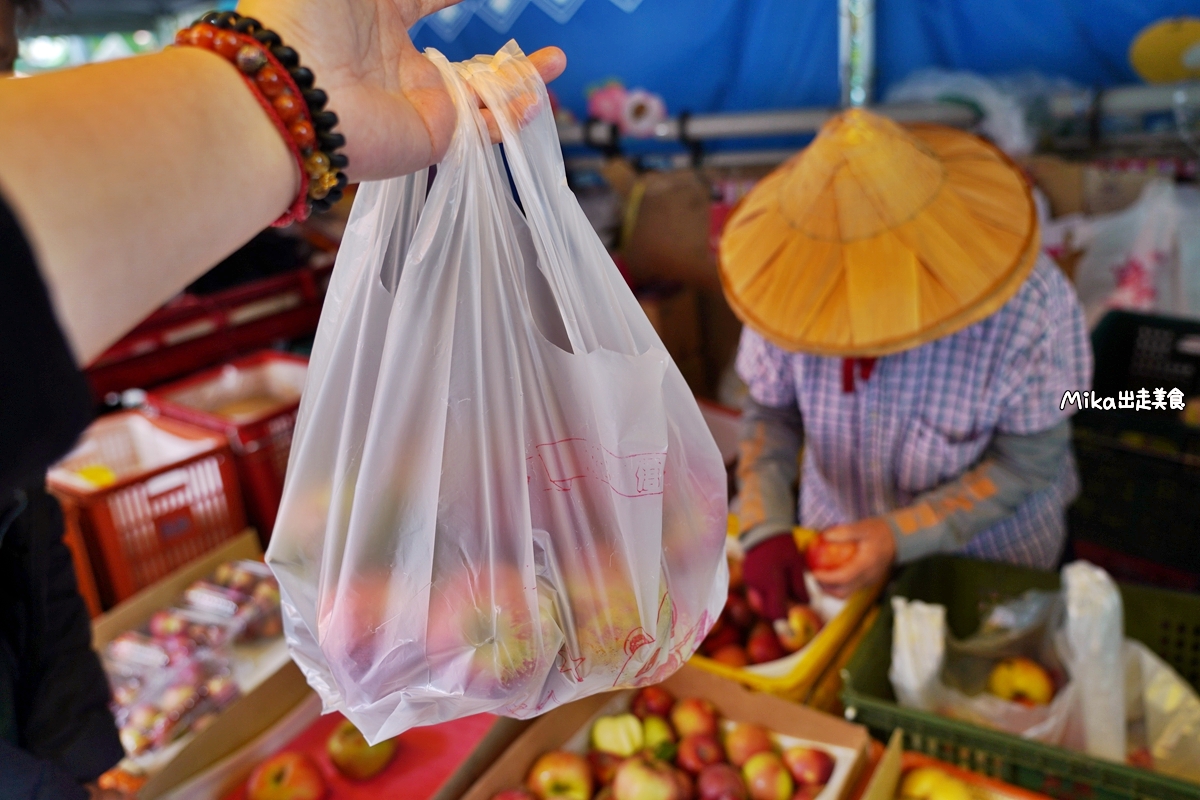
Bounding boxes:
[221,712,498,800]
[462,664,870,800]
[102,557,288,776]
[842,555,1200,800]
[690,527,884,703]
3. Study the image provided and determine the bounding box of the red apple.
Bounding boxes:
[426,564,542,700]
[699,763,749,800]
[246,752,327,800]
[781,746,835,787]
[589,750,626,786]
[677,734,725,774]
[711,645,750,668]
[613,756,683,800]
[791,785,823,800]
[701,619,742,656]
[526,751,592,800]
[724,723,774,768]
[776,606,822,654]
[725,592,756,631]
[326,719,397,780]
[671,698,719,739]
[491,791,537,800]
[674,768,695,799]
[746,622,786,664]
[804,537,857,573]
[743,752,793,800]
[631,685,676,720]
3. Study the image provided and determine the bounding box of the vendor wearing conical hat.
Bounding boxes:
[723,109,1092,617]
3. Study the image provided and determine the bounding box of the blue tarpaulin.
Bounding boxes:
[411,0,1200,120]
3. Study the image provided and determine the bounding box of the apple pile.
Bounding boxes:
[698,566,823,669]
[490,685,837,800]
[243,719,399,800]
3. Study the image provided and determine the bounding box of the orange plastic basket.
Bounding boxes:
[145,351,308,541]
[46,411,246,608]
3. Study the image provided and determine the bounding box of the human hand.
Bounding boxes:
[742,532,809,621]
[237,0,567,181]
[808,517,895,599]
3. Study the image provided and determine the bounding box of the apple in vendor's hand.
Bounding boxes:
[326,718,397,780]
[631,685,676,720]
[804,537,857,573]
[526,751,592,800]
[426,564,541,699]
[612,756,683,800]
[246,752,327,800]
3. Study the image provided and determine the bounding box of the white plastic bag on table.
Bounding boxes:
[889,561,1124,757]
[1125,640,1200,781]
[266,42,728,743]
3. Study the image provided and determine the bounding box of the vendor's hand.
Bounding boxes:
[742,532,809,621]
[237,0,567,181]
[809,517,895,599]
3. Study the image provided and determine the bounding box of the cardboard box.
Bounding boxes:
[93,530,311,799]
[458,664,871,800]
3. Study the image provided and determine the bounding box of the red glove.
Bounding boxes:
[742,532,809,620]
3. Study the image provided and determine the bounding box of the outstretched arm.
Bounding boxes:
[0,0,565,364]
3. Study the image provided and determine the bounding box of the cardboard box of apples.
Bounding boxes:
[461,664,871,800]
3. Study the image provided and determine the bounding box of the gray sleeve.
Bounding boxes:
[735,395,805,550]
[886,419,1071,563]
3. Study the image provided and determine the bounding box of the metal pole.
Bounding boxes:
[840,0,875,107]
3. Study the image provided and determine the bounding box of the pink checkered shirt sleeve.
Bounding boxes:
[735,327,796,409]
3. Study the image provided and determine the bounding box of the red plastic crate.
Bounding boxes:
[46,411,247,609]
[85,264,331,399]
[145,352,308,541]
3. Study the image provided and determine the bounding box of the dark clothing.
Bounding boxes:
[0,193,121,798]
[0,195,93,501]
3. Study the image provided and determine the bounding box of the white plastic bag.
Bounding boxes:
[1125,640,1200,782]
[889,562,1124,758]
[266,43,728,743]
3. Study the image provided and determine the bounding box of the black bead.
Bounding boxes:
[309,198,332,215]
[288,66,314,89]
[325,188,344,206]
[271,45,299,68]
[200,11,220,24]
[312,111,338,132]
[253,29,281,47]
[334,172,348,191]
[317,131,345,151]
[329,153,348,169]
[214,11,238,28]
[302,89,327,112]
[233,16,260,33]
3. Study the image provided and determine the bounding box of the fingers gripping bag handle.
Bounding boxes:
[460,44,729,686]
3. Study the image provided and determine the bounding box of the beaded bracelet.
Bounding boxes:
[175,11,348,226]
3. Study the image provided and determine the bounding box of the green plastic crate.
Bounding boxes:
[841,555,1200,800]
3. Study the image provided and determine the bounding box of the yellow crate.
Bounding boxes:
[693,521,884,703]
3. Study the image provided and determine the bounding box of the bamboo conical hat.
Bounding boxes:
[718,108,1040,357]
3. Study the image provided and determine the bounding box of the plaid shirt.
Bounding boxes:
[736,256,1094,568]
